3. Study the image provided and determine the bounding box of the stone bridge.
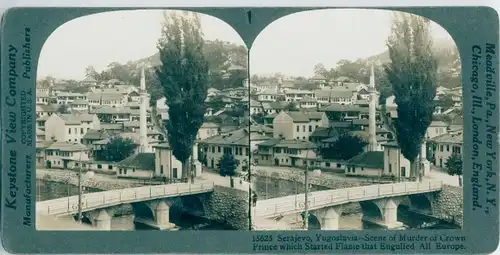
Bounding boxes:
[37,182,218,230]
[253,180,444,230]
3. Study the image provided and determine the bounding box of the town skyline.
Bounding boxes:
[38,9,454,80]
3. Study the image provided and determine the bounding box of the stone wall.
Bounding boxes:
[251,168,382,190]
[37,170,142,191]
[431,184,464,227]
[202,185,250,230]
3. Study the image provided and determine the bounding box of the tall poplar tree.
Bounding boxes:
[384,13,438,181]
[156,11,209,180]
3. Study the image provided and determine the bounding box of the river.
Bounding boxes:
[37,177,459,230]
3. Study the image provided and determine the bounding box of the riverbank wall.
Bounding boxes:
[201,185,249,230]
[431,184,464,228]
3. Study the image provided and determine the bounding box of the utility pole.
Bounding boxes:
[303,149,310,230]
[77,149,84,223]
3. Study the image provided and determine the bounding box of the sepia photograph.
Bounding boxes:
[248,9,463,231]
[35,9,251,231]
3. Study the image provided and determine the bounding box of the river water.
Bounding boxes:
[37,177,459,230]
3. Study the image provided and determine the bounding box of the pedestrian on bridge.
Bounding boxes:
[252,191,258,207]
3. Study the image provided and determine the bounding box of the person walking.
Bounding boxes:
[252,191,258,207]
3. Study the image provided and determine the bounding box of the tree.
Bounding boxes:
[322,133,368,160]
[435,94,455,110]
[313,63,327,76]
[445,153,463,187]
[156,11,209,181]
[284,102,297,111]
[218,153,239,187]
[251,112,265,124]
[85,66,101,81]
[56,104,70,114]
[384,13,439,181]
[97,137,136,162]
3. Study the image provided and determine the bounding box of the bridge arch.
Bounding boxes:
[359,201,383,220]
[408,194,433,215]
[131,202,155,220]
[303,212,321,230]
[180,195,206,217]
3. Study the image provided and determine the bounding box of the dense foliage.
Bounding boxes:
[155,12,209,180]
[384,13,439,181]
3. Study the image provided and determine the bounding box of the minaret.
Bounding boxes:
[139,64,149,153]
[368,63,378,151]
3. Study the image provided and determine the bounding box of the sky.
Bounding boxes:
[38,9,454,80]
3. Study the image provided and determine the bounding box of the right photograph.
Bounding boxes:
[248,9,463,231]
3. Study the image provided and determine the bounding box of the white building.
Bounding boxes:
[198,128,250,172]
[37,141,90,169]
[44,113,100,143]
[430,132,463,169]
[152,143,183,179]
[55,92,86,105]
[272,111,329,141]
[425,121,449,139]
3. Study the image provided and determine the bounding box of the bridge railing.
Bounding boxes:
[37,182,215,216]
[254,180,443,218]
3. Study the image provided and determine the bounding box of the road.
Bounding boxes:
[37,168,250,191]
[252,165,461,187]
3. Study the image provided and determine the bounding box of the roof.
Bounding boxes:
[116,153,155,170]
[198,128,249,146]
[92,106,131,115]
[430,121,449,127]
[310,74,326,80]
[47,142,90,152]
[83,76,97,82]
[36,104,57,112]
[71,99,88,105]
[299,96,317,103]
[86,92,125,101]
[431,133,463,144]
[314,89,354,98]
[58,113,96,125]
[285,111,325,123]
[36,140,55,149]
[82,129,114,140]
[321,104,369,113]
[152,142,171,149]
[346,151,384,169]
[201,122,220,128]
[257,89,279,95]
[250,99,262,107]
[310,127,339,138]
[258,139,316,149]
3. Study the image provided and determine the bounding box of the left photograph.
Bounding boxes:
[35,10,251,231]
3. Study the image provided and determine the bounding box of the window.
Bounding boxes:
[446,145,450,152]
[309,125,312,132]
[97,164,102,169]
[68,128,71,134]
[389,164,392,173]
[211,146,215,153]
[440,145,443,152]
[296,126,299,132]
[325,162,330,167]
[337,163,341,168]
[80,128,84,134]
[302,125,306,132]
[108,165,113,170]
[217,146,221,153]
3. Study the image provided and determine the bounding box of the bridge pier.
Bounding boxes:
[315,206,343,230]
[134,199,177,230]
[87,208,113,231]
[363,197,404,229]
